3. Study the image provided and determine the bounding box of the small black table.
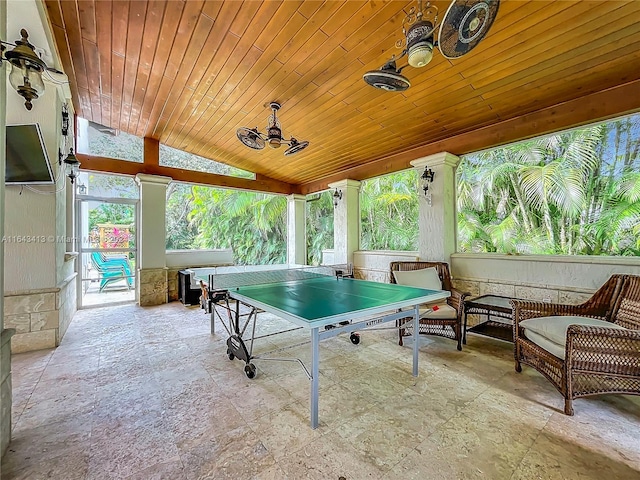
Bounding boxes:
[463,294,517,343]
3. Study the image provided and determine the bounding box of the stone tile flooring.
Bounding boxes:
[3,302,640,479]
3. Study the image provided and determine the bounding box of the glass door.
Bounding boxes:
[76,196,138,307]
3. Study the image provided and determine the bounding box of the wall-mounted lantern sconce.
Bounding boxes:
[333,188,343,208]
[1,29,47,110]
[421,166,435,194]
[63,148,81,184]
[61,104,70,136]
[77,182,87,195]
[421,166,435,206]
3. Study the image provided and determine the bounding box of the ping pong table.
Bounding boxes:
[191,266,448,429]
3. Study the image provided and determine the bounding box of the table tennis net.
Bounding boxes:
[208,264,352,291]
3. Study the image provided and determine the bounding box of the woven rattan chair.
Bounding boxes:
[511,274,640,415]
[390,261,469,350]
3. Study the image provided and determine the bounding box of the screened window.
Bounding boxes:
[457,113,640,256]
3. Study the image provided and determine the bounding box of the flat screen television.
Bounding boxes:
[5,123,55,185]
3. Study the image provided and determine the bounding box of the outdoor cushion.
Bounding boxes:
[520,315,626,345]
[524,330,566,359]
[401,303,457,320]
[393,267,442,291]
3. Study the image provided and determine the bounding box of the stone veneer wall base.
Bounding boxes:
[139,268,168,306]
[3,275,77,354]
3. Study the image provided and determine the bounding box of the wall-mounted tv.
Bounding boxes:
[5,123,55,185]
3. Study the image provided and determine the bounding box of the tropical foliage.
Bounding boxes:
[166,186,337,265]
[360,170,419,251]
[306,191,334,265]
[457,114,640,255]
[166,185,287,265]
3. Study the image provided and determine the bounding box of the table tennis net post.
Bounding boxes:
[207,264,353,291]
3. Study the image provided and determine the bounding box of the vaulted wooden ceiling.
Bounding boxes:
[44,0,640,193]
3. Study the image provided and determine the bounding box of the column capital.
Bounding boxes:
[328,179,361,190]
[286,194,307,202]
[135,173,173,185]
[411,152,460,169]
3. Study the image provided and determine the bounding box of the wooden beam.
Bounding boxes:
[143,137,159,166]
[298,79,640,195]
[76,152,295,194]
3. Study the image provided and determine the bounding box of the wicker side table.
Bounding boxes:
[463,294,517,343]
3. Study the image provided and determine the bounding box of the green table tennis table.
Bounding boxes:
[192,266,448,429]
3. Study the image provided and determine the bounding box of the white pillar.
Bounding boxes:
[411,152,460,262]
[135,174,172,306]
[328,179,361,265]
[287,194,307,265]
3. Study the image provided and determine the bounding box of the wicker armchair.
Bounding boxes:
[390,261,470,350]
[511,274,640,415]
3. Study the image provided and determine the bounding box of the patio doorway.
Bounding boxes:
[76,196,138,307]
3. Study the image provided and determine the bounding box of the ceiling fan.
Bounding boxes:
[363,0,501,92]
[236,102,309,156]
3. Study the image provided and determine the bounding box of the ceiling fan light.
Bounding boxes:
[408,40,434,68]
[268,137,281,149]
[268,126,282,148]
[236,101,309,155]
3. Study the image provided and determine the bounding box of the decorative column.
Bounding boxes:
[411,152,460,262]
[135,174,172,306]
[287,194,307,265]
[328,179,361,265]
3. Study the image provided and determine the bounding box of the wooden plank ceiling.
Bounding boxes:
[45,0,640,192]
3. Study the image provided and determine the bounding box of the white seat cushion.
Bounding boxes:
[393,267,442,291]
[520,315,627,360]
[402,303,457,320]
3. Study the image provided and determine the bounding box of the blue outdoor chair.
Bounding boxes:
[90,252,133,292]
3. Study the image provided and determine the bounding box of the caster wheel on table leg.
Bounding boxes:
[244,363,257,379]
[350,333,360,345]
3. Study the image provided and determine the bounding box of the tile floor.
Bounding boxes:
[2,302,640,479]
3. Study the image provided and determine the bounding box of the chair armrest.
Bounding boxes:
[447,288,470,316]
[511,300,608,330]
[566,325,640,373]
[98,264,126,272]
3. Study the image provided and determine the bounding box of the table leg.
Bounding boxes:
[310,327,320,429]
[463,308,468,345]
[412,305,419,377]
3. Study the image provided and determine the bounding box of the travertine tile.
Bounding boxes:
[5,302,640,480]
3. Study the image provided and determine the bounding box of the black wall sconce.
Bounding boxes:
[333,189,343,208]
[62,148,80,184]
[421,166,435,194]
[421,166,435,206]
[61,104,70,136]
